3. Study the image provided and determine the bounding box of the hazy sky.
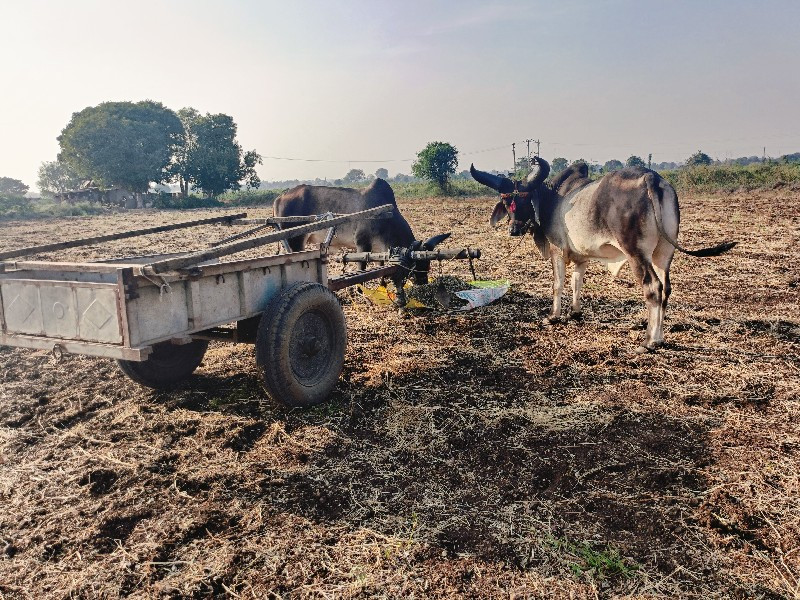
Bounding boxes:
[2,0,799,189]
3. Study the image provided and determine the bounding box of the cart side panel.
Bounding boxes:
[1,280,122,344]
[241,269,281,315]
[2,282,44,335]
[126,283,190,347]
[191,273,243,329]
[40,285,78,339]
[284,260,326,287]
[76,287,123,343]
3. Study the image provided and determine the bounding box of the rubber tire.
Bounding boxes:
[117,340,208,389]
[256,282,346,407]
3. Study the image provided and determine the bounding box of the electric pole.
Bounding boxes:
[511,142,516,174]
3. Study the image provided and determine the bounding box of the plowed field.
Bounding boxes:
[1,188,799,599]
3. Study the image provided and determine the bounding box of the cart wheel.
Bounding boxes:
[117,340,208,389]
[256,282,346,407]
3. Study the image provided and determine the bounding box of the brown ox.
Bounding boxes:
[274,178,449,303]
[471,158,736,351]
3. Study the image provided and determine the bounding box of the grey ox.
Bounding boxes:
[273,178,449,302]
[470,158,736,351]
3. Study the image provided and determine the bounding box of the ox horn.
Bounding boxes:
[525,157,550,188]
[470,164,509,192]
[421,232,451,250]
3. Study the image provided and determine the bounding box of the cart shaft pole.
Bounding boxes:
[144,204,394,274]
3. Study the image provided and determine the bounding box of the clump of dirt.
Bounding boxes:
[407,275,476,307]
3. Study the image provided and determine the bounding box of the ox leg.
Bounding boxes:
[569,261,589,320]
[629,256,664,351]
[651,242,675,346]
[546,253,566,324]
[287,235,306,253]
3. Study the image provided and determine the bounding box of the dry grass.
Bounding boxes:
[0,188,799,598]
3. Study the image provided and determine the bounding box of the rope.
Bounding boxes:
[141,273,172,299]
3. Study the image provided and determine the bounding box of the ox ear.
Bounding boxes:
[490,201,508,227]
[471,164,507,192]
[422,232,451,250]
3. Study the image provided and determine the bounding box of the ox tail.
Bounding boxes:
[644,173,737,257]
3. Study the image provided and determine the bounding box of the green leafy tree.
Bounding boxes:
[170,108,262,197]
[626,155,646,168]
[686,150,712,167]
[551,157,569,174]
[37,161,83,195]
[343,169,366,183]
[58,100,183,192]
[603,159,624,172]
[375,167,389,179]
[0,177,29,196]
[412,141,458,190]
[514,157,532,179]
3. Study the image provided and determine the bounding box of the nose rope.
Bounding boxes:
[499,180,534,236]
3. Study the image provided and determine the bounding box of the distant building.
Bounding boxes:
[54,181,172,208]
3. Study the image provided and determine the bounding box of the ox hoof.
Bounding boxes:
[633,345,651,355]
[542,316,561,326]
[567,310,583,322]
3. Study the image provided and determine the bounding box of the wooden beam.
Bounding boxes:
[0,213,247,260]
[327,265,399,291]
[209,222,273,247]
[144,204,394,274]
[340,248,481,263]
[233,213,391,226]
[0,332,152,361]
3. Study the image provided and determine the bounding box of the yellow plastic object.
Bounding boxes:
[357,284,396,305]
[468,279,510,289]
[358,280,510,310]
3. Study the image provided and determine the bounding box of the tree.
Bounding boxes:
[0,177,29,196]
[375,168,389,180]
[603,159,624,172]
[170,108,262,197]
[412,141,458,190]
[37,161,82,195]
[58,100,183,193]
[551,157,569,174]
[626,155,646,168]
[343,169,366,183]
[686,150,712,167]
[515,157,532,179]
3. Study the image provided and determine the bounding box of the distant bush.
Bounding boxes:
[219,189,284,207]
[38,201,107,217]
[0,194,35,219]
[660,162,800,193]
[393,179,490,199]
[0,195,107,220]
[150,193,223,209]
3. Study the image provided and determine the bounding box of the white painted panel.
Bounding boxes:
[194,273,241,327]
[285,261,319,286]
[40,286,78,339]
[127,282,189,346]
[242,268,281,314]
[2,282,43,335]
[77,287,122,344]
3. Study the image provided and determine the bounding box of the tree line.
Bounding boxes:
[33,100,261,198]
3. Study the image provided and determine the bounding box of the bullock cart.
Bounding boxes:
[0,206,478,407]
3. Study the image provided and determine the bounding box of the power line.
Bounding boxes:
[260,142,518,165]
[259,132,800,167]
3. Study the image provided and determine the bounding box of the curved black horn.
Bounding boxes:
[526,157,550,188]
[470,164,507,192]
[421,232,451,250]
